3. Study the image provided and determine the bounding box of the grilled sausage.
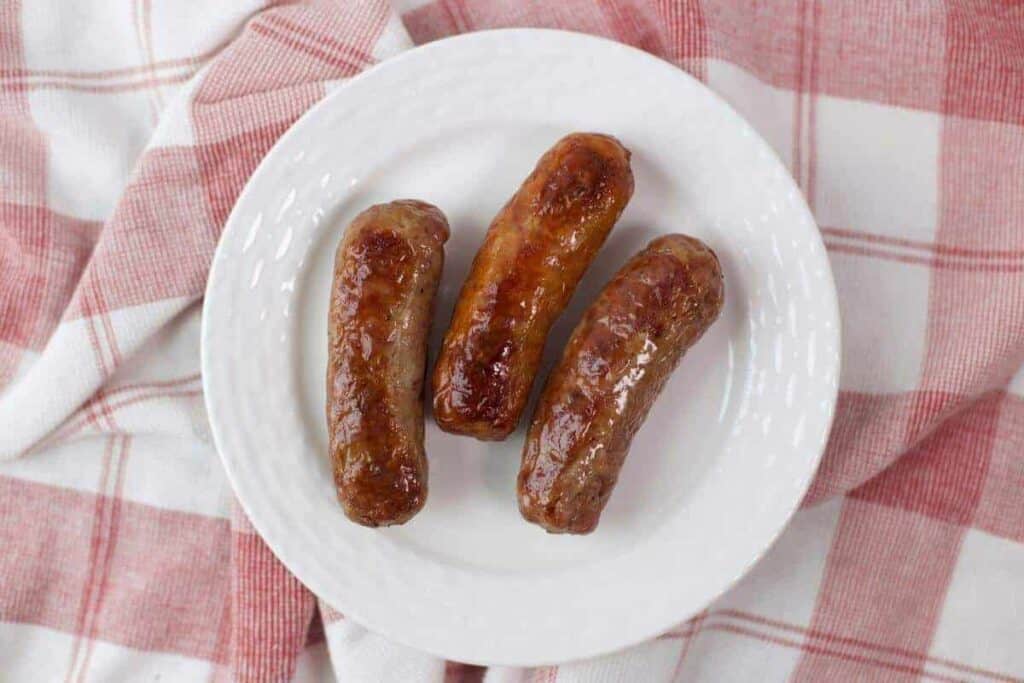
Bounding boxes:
[518,234,724,534]
[327,200,449,526]
[432,133,634,441]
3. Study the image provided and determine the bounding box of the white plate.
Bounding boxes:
[202,29,840,666]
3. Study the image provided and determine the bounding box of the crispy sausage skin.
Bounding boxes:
[327,200,449,527]
[432,133,634,441]
[518,234,724,534]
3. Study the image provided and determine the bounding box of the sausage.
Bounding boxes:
[518,234,724,534]
[432,133,634,440]
[327,200,449,526]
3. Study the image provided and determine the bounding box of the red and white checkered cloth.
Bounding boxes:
[1,1,1022,681]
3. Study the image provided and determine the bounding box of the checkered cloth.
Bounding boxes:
[1,1,1022,681]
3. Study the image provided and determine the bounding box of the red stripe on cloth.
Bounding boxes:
[0,0,60,385]
[305,608,325,645]
[944,1,1024,126]
[917,115,1024,397]
[670,609,707,678]
[79,285,109,377]
[0,0,33,124]
[820,226,1024,261]
[852,391,1001,526]
[90,279,125,433]
[64,147,217,319]
[0,476,230,663]
[790,0,806,191]
[211,598,233,671]
[194,118,315,239]
[805,392,924,504]
[664,608,1022,681]
[134,0,163,122]
[920,116,1024,396]
[229,527,315,683]
[402,2,459,42]
[791,499,964,681]
[790,0,820,204]
[72,435,132,682]
[29,385,202,454]
[805,0,820,209]
[593,0,668,56]
[812,1,947,114]
[824,241,1024,273]
[811,389,1019,527]
[79,284,119,433]
[444,660,486,683]
[2,70,193,94]
[192,0,387,109]
[102,373,202,395]
[266,13,376,69]
[63,435,122,681]
[189,7,340,230]
[698,0,804,92]
[651,0,707,80]
[713,622,963,683]
[445,0,472,33]
[181,6,392,465]
[0,204,46,351]
[0,41,229,81]
[251,22,368,75]
[715,609,1021,682]
[0,117,46,208]
[974,394,1024,543]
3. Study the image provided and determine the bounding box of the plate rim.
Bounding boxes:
[201,27,842,666]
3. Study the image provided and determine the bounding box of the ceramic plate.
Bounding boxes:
[202,29,840,666]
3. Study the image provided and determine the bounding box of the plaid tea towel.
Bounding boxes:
[1,1,1022,680]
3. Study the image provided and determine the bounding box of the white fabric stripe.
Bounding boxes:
[322,619,446,683]
[0,622,217,682]
[0,297,192,460]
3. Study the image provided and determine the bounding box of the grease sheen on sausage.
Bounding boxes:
[518,234,724,534]
[432,133,634,441]
[327,200,449,527]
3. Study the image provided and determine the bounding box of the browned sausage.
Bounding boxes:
[327,200,449,526]
[432,133,634,441]
[518,234,724,534]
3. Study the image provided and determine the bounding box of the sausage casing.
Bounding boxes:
[518,234,724,534]
[327,200,449,526]
[432,133,634,440]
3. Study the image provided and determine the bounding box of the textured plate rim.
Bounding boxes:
[201,28,841,667]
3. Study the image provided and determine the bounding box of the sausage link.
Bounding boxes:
[432,133,634,440]
[518,234,724,534]
[327,200,449,526]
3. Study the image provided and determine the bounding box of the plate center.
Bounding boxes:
[295,125,745,572]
